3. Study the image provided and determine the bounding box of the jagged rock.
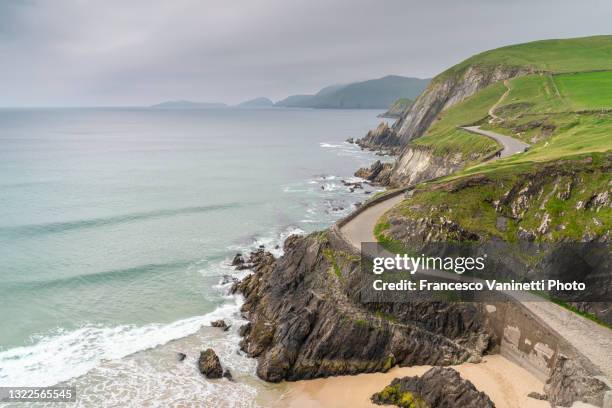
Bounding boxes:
[527,391,547,400]
[198,348,223,379]
[231,253,245,266]
[234,233,491,382]
[346,137,354,143]
[355,160,394,185]
[545,355,610,407]
[371,367,495,408]
[177,352,187,362]
[355,122,402,155]
[211,319,230,331]
[222,369,234,381]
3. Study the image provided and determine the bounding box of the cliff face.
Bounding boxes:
[233,232,493,382]
[395,65,533,145]
[388,145,463,187]
[373,65,533,187]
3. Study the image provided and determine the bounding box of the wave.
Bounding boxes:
[0,203,240,238]
[0,300,243,388]
[2,260,197,291]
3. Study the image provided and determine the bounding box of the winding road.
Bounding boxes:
[338,124,612,383]
[461,126,530,158]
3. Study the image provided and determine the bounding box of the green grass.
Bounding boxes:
[411,82,504,159]
[396,157,611,242]
[554,71,612,110]
[436,35,612,83]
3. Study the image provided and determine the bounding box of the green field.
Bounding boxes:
[554,71,612,110]
[437,35,612,82]
[411,82,504,159]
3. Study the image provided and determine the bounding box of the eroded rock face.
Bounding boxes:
[545,355,610,407]
[355,160,394,185]
[388,146,463,187]
[198,349,223,379]
[371,367,495,408]
[233,232,493,382]
[356,122,402,154]
[396,65,534,146]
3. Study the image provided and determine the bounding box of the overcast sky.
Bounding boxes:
[1,0,611,107]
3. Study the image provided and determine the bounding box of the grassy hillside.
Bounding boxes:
[410,37,612,162]
[437,35,612,82]
[411,83,505,159]
[378,36,612,244]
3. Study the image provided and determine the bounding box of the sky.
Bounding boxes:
[1,0,612,107]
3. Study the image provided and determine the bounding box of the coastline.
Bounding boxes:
[275,355,548,408]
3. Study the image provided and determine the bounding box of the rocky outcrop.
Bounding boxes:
[388,145,463,187]
[395,65,534,146]
[233,232,493,382]
[198,349,223,379]
[379,98,413,119]
[354,160,394,185]
[545,355,610,407]
[381,65,535,187]
[371,367,495,408]
[211,319,230,331]
[356,122,402,154]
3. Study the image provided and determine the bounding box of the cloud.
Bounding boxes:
[1,0,611,106]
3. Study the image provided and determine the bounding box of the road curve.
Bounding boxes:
[338,136,611,381]
[461,126,530,158]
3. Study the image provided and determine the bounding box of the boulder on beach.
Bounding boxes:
[211,319,230,331]
[198,348,223,379]
[371,367,495,408]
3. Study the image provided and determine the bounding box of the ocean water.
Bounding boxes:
[0,107,386,406]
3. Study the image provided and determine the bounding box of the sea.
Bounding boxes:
[0,107,387,407]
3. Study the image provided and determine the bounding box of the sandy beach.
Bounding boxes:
[274,355,549,408]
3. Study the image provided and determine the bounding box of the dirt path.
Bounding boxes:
[488,79,511,122]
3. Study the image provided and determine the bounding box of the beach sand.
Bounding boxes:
[273,355,549,408]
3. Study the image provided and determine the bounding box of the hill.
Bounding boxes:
[378,98,413,118]
[276,75,429,109]
[237,97,274,107]
[150,100,227,109]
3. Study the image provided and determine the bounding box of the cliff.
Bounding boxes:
[233,233,493,382]
[378,98,413,118]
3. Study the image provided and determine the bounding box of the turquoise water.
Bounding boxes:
[0,107,383,393]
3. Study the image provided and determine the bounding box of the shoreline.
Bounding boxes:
[273,355,548,408]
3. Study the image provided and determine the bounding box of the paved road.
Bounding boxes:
[341,194,404,247]
[461,126,530,158]
[339,128,611,380]
[339,193,612,380]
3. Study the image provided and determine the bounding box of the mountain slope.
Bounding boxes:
[276,75,429,109]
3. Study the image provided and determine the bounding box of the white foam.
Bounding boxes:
[0,300,242,388]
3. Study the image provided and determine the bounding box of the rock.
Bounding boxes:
[177,352,187,362]
[222,369,234,381]
[371,367,495,408]
[545,355,610,407]
[527,392,547,400]
[354,160,393,186]
[198,348,223,379]
[233,233,491,382]
[231,253,245,266]
[211,320,230,331]
[355,122,402,154]
[346,137,354,143]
